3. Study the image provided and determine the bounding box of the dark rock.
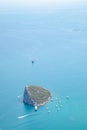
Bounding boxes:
[23,85,51,106]
[23,86,36,106]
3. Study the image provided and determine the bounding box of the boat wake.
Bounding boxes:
[18,113,35,119]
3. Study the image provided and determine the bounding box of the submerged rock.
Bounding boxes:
[23,85,51,106]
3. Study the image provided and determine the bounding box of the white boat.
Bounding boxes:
[34,105,38,111]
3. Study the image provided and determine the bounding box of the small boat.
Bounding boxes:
[48,110,51,113]
[34,105,38,111]
[50,99,54,102]
[32,60,35,64]
[57,107,60,111]
[46,107,49,110]
[66,96,70,100]
[55,104,58,108]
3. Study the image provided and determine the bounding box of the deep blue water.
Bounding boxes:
[0,8,87,130]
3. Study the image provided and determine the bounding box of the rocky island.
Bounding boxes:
[23,85,51,109]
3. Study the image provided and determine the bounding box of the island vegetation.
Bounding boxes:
[23,85,51,106]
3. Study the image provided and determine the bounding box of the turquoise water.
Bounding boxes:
[0,8,87,130]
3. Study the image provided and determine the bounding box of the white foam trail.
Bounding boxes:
[18,113,35,119]
[18,115,28,119]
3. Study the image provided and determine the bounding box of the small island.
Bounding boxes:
[23,85,51,109]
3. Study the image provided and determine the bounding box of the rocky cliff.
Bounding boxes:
[23,85,51,106]
[23,86,36,106]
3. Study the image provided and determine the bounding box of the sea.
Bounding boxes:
[0,6,87,130]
